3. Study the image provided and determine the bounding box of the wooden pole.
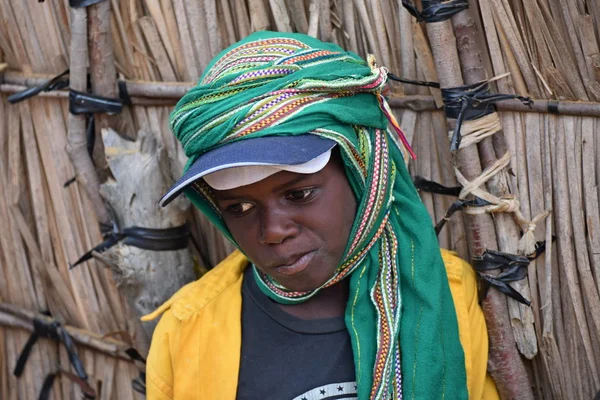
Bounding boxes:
[65,7,110,226]
[451,9,537,396]
[0,303,135,361]
[6,71,600,116]
[426,15,534,398]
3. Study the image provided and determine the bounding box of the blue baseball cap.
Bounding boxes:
[159,135,337,207]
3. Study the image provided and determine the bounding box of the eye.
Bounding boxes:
[226,202,254,215]
[286,188,315,202]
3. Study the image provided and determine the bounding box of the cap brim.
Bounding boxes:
[159,135,337,207]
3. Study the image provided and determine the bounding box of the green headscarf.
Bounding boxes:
[170,31,467,400]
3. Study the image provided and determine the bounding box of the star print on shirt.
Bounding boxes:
[292,381,357,400]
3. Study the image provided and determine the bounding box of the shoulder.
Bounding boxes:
[439,249,499,399]
[145,250,247,399]
[142,250,248,323]
[440,248,478,304]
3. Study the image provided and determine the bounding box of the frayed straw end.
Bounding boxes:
[518,229,537,256]
[518,209,551,256]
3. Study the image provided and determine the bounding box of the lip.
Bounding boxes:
[272,251,317,276]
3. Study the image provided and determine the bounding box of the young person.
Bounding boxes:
[143,31,499,400]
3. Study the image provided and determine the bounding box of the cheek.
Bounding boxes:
[319,188,357,258]
[223,216,260,252]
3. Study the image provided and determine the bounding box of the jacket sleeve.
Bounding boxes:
[146,309,180,400]
[442,249,500,400]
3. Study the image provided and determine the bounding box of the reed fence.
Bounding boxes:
[0,0,598,398]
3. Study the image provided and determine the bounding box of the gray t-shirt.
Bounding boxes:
[236,267,357,400]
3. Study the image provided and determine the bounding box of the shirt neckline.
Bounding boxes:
[242,267,347,334]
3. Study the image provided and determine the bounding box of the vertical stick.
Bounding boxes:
[318,0,331,41]
[161,0,186,78]
[218,0,237,45]
[352,0,380,57]
[307,0,320,38]
[555,116,600,386]
[204,0,222,57]
[186,0,213,71]
[581,118,600,294]
[269,0,293,32]
[66,7,110,228]
[172,0,199,81]
[286,0,308,33]
[88,0,116,180]
[248,0,271,32]
[342,1,357,53]
[232,0,251,38]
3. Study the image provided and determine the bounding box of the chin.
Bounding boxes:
[272,274,330,293]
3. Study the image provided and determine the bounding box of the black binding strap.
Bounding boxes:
[38,370,96,400]
[441,81,532,151]
[14,317,93,397]
[547,100,560,115]
[7,70,69,104]
[69,0,106,7]
[472,250,532,305]
[71,223,191,268]
[132,371,146,395]
[401,0,469,23]
[434,197,491,235]
[69,90,123,115]
[118,80,132,106]
[388,73,441,89]
[414,176,462,196]
[125,347,146,364]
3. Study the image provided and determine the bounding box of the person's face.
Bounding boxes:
[212,153,357,292]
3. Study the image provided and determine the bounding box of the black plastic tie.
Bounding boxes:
[118,80,132,106]
[69,0,106,7]
[434,197,491,235]
[402,0,469,23]
[472,250,532,306]
[441,80,532,152]
[69,90,123,115]
[388,73,440,89]
[414,176,462,196]
[547,100,560,115]
[71,223,191,267]
[14,316,91,394]
[7,70,69,104]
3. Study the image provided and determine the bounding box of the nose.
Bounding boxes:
[258,205,299,245]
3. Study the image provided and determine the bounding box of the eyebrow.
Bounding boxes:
[271,173,314,192]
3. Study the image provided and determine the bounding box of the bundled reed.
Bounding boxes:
[0,0,599,398]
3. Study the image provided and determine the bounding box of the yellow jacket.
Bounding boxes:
[143,249,499,399]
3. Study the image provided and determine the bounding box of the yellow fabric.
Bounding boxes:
[143,249,499,400]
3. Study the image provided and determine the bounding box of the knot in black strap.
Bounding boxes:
[441,80,532,151]
[402,0,469,23]
[472,250,531,306]
[14,317,89,385]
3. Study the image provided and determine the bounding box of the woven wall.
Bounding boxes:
[1,0,599,398]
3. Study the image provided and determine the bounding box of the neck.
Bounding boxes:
[276,279,350,320]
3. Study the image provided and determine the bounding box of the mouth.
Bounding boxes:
[272,250,317,277]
